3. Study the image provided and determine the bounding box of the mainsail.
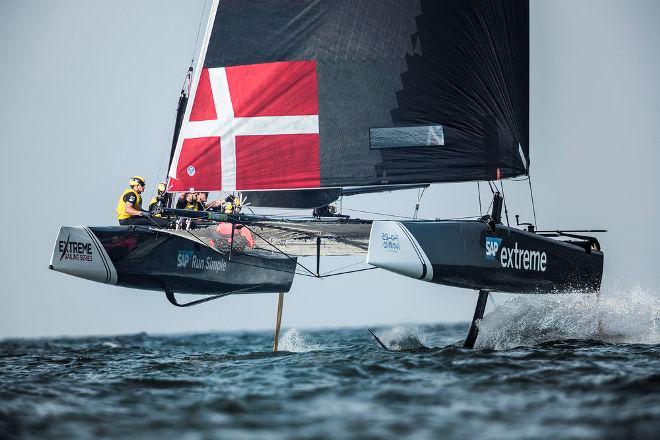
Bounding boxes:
[168,0,529,194]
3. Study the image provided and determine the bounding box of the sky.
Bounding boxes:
[0,0,658,339]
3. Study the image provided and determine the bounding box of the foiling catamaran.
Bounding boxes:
[50,0,604,349]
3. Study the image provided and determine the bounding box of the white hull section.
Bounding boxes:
[49,226,117,285]
[366,221,433,281]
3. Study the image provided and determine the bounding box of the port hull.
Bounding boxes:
[50,226,297,295]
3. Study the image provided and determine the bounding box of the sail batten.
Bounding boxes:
[168,0,529,194]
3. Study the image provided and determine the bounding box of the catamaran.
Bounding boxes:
[49,0,604,348]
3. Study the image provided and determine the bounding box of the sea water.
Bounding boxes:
[1,290,659,439]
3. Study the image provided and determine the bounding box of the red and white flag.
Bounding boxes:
[168,60,320,192]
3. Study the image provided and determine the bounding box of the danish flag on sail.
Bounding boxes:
[168,60,320,192]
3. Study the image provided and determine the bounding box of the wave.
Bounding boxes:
[478,286,659,350]
[371,325,430,351]
[277,329,324,352]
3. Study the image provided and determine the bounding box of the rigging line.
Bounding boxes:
[320,260,367,276]
[487,181,496,194]
[151,94,182,195]
[190,0,209,65]
[169,229,313,278]
[144,215,165,229]
[442,215,483,220]
[241,223,318,277]
[321,267,377,278]
[477,182,483,216]
[413,187,427,220]
[343,208,418,220]
[182,227,219,250]
[499,181,510,226]
[152,129,171,193]
[527,176,538,230]
[204,254,313,278]
[485,198,494,217]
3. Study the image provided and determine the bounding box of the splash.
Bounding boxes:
[478,287,659,350]
[376,325,430,351]
[277,329,324,352]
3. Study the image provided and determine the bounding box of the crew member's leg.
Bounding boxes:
[119,217,153,226]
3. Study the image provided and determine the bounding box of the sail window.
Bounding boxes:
[369,125,445,149]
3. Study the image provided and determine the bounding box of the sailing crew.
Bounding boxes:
[116,176,151,225]
[176,192,200,210]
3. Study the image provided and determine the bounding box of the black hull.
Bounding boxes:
[368,220,603,294]
[51,226,296,295]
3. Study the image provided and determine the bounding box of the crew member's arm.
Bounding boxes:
[123,192,145,217]
[124,202,144,216]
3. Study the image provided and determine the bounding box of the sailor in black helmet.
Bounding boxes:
[116,175,151,225]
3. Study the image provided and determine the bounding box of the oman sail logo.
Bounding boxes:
[381,233,400,252]
[170,60,320,192]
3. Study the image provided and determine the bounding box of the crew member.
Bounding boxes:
[116,176,151,225]
[223,195,241,214]
[148,182,167,213]
[176,192,200,210]
[196,192,223,211]
[196,192,209,210]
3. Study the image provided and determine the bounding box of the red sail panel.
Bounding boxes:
[168,137,221,192]
[235,134,320,190]
[189,68,217,121]
[226,61,319,117]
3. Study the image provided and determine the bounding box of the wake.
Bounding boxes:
[277,328,324,352]
[478,286,659,350]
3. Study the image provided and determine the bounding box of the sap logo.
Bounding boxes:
[177,250,193,268]
[485,237,502,260]
[381,233,400,252]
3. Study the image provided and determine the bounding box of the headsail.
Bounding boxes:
[168,0,529,193]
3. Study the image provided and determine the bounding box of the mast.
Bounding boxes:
[168,67,192,176]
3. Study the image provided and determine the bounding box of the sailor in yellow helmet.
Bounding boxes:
[116,176,151,225]
[223,194,241,214]
[148,182,168,214]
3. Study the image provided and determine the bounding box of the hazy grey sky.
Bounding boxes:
[0,0,658,339]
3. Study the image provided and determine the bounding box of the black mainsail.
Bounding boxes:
[168,0,529,198]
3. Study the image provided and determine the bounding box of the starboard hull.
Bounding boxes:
[367,220,603,294]
[50,226,297,295]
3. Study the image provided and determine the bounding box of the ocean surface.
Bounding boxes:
[1,292,659,439]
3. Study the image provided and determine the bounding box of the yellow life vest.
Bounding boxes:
[148,196,163,217]
[185,201,200,211]
[116,188,142,220]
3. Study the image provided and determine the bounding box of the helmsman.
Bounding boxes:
[116,176,151,225]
